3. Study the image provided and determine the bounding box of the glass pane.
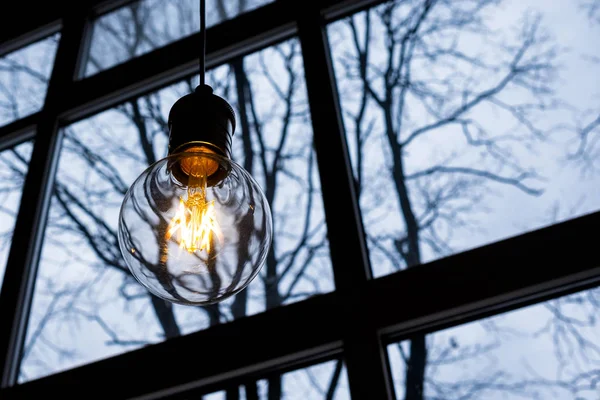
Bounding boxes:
[203,392,226,400]
[388,287,600,400]
[180,391,227,400]
[237,360,350,399]
[84,0,274,76]
[173,361,349,399]
[0,140,33,291]
[21,38,333,382]
[328,0,600,277]
[0,34,60,126]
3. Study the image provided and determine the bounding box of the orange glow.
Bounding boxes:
[166,150,223,254]
[179,146,219,177]
[166,195,222,253]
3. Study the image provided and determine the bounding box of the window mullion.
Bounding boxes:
[0,6,90,387]
[297,7,393,399]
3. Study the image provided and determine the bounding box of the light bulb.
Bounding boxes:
[118,86,272,306]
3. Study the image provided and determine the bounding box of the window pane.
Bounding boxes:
[173,361,349,399]
[0,140,33,291]
[178,391,227,400]
[388,287,600,400]
[202,392,226,400]
[84,0,273,76]
[21,38,333,381]
[0,34,60,126]
[328,0,600,277]
[237,360,349,399]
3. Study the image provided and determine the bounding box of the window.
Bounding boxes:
[328,0,600,277]
[0,34,60,126]
[20,38,333,382]
[1,0,598,398]
[0,141,33,292]
[387,286,600,400]
[84,0,274,76]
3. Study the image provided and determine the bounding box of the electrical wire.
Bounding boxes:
[199,0,206,86]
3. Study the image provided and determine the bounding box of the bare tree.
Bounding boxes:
[332,0,599,399]
[0,33,59,125]
[0,143,32,277]
[0,2,335,396]
[3,0,597,398]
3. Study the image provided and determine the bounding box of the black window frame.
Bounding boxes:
[0,0,599,398]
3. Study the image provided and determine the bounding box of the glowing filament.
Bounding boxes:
[166,154,223,254]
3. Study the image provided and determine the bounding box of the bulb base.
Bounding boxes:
[168,84,236,158]
[167,85,236,186]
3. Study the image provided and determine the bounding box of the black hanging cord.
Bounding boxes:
[199,0,206,86]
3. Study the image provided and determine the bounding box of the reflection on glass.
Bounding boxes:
[21,38,332,382]
[84,0,273,76]
[0,34,60,126]
[0,141,33,291]
[388,287,600,400]
[328,0,600,277]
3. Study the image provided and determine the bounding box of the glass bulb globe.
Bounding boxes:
[118,148,272,305]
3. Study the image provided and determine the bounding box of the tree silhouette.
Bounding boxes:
[330,0,599,399]
[0,142,32,283]
[0,1,336,397]
[1,0,598,398]
[0,33,59,125]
